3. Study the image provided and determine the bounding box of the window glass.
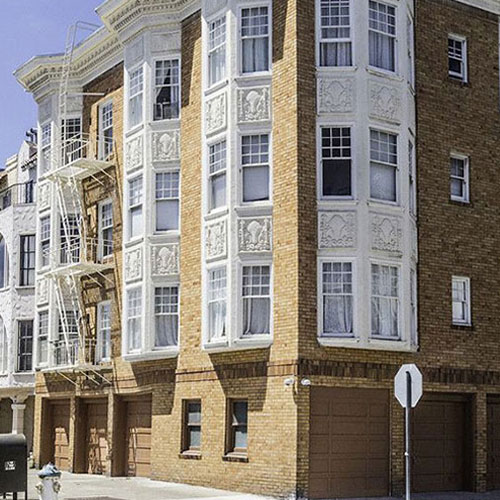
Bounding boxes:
[154,60,180,121]
[319,0,352,67]
[0,316,7,373]
[20,235,35,286]
[242,265,271,335]
[40,216,51,268]
[100,102,113,159]
[0,235,7,289]
[154,286,179,348]
[97,302,111,362]
[156,172,180,231]
[129,67,144,128]
[127,289,142,352]
[208,267,227,342]
[368,1,396,72]
[452,277,470,324]
[230,401,248,452]
[370,130,397,202]
[321,127,351,197]
[18,320,33,372]
[450,156,468,202]
[38,311,49,365]
[209,16,227,86]
[241,7,270,73]
[209,140,227,211]
[100,201,113,258]
[371,264,399,338]
[322,262,353,336]
[129,177,143,239]
[242,134,270,202]
[448,36,466,80]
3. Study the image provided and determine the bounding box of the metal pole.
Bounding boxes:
[406,371,412,500]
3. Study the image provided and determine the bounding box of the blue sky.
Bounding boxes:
[0,0,103,167]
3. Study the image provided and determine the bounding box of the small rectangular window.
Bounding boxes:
[319,0,352,67]
[154,60,180,121]
[209,140,227,211]
[448,35,467,81]
[99,201,113,259]
[452,276,471,325]
[209,16,227,86]
[99,101,113,159]
[242,265,271,336]
[183,400,202,452]
[370,130,398,202]
[129,67,144,128]
[129,176,143,239]
[37,311,49,365]
[154,286,179,348]
[17,320,33,372]
[371,263,399,339]
[208,267,227,342]
[368,1,396,72]
[40,123,52,174]
[20,235,35,286]
[450,155,469,203]
[96,302,111,363]
[60,215,80,265]
[321,127,351,197]
[227,400,248,455]
[242,134,270,202]
[155,172,180,231]
[241,6,270,74]
[40,216,51,268]
[321,262,353,336]
[127,288,142,352]
[61,118,82,165]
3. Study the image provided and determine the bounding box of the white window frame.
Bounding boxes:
[0,316,7,374]
[406,13,415,89]
[153,285,180,350]
[452,276,471,326]
[126,287,142,354]
[316,0,353,68]
[450,153,469,203]
[98,199,113,261]
[207,266,227,344]
[153,58,181,122]
[369,128,399,204]
[368,0,397,74]
[40,121,52,176]
[448,34,467,82]
[208,13,227,87]
[19,233,36,287]
[36,310,49,368]
[0,234,8,291]
[318,258,355,338]
[128,65,144,130]
[408,138,416,216]
[39,216,51,269]
[208,138,227,213]
[154,169,180,233]
[98,100,113,160]
[238,3,272,76]
[96,301,112,363]
[127,175,143,241]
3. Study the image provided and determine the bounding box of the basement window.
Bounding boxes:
[226,400,248,455]
[183,400,202,453]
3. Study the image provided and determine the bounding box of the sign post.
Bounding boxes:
[394,364,423,500]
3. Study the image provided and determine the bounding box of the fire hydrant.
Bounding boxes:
[35,463,62,500]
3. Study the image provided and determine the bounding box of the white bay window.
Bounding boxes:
[154,59,180,121]
[370,129,398,202]
[155,172,180,231]
[241,6,270,74]
[128,67,144,128]
[128,176,143,240]
[368,0,396,72]
[127,288,142,352]
[209,140,227,211]
[242,265,271,336]
[319,0,352,67]
[371,263,400,339]
[208,267,227,342]
[154,286,179,348]
[321,127,352,197]
[242,134,270,203]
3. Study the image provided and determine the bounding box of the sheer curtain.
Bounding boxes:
[324,295,353,335]
[209,300,226,341]
[243,165,269,202]
[155,314,178,347]
[242,38,269,73]
[320,42,352,67]
[371,266,399,338]
[369,31,395,71]
[243,297,270,335]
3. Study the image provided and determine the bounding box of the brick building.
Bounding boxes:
[12,0,500,498]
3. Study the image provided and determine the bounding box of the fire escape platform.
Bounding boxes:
[47,260,114,279]
[46,157,112,181]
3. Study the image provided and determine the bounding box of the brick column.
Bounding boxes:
[474,391,487,492]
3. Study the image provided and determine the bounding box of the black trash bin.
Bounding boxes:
[0,433,27,500]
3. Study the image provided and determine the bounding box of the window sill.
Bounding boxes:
[235,72,272,83]
[451,323,474,332]
[367,199,401,211]
[179,451,202,460]
[205,207,229,222]
[318,336,417,353]
[124,237,144,249]
[203,337,272,353]
[125,124,145,139]
[205,79,229,97]
[222,453,248,463]
[317,65,358,74]
[15,286,35,291]
[122,348,179,363]
[448,75,469,86]
[449,198,471,207]
[366,66,403,82]
[235,204,273,218]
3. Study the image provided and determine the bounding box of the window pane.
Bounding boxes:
[322,262,353,335]
[156,200,179,231]
[154,60,180,120]
[241,7,270,73]
[0,237,6,289]
[188,402,201,424]
[243,165,269,202]
[154,287,179,347]
[370,162,396,201]
[371,264,399,338]
[211,173,226,210]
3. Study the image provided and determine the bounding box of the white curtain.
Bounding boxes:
[210,47,226,86]
[369,32,395,71]
[324,295,353,335]
[243,166,269,202]
[128,318,141,351]
[129,94,143,128]
[211,173,226,210]
[209,301,226,341]
[370,163,396,201]
[155,315,178,347]
[130,206,143,238]
[242,38,269,73]
[243,297,270,335]
[320,42,352,67]
[372,267,399,338]
[156,200,179,231]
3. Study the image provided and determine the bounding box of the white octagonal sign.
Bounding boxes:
[394,364,423,408]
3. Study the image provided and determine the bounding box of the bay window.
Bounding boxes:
[242,134,270,203]
[241,6,270,74]
[209,140,227,211]
[242,265,271,336]
[128,176,143,239]
[208,267,227,342]
[128,67,144,128]
[154,286,179,348]
[370,129,398,202]
[208,15,227,86]
[321,127,352,197]
[371,263,399,339]
[155,172,180,231]
[368,0,396,72]
[127,288,142,352]
[319,0,352,67]
[154,59,180,121]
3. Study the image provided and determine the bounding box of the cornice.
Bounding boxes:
[457,0,500,15]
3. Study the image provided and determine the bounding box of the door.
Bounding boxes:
[309,387,390,499]
[50,400,70,471]
[412,394,470,492]
[488,398,500,490]
[85,400,108,474]
[125,395,152,477]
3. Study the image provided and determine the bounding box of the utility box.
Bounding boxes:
[0,433,28,499]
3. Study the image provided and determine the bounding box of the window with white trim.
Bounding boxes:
[154,59,180,121]
[208,15,227,86]
[371,263,399,339]
[129,67,144,128]
[321,127,351,197]
[61,118,82,165]
[40,216,50,268]
[241,6,270,74]
[154,286,179,348]
[208,267,227,342]
[242,134,270,203]
[409,140,416,216]
[99,201,113,259]
[40,123,52,174]
[242,265,271,336]
[407,15,415,88]
[319,0,352,67]
[37,311,49,366]
[209,140,227,211]
[56,311,79,366]
[368,0,396,72]
[155,172,180,231]
[0,316,6,373]
[17,320,33,372]
[20,234,35,286]
[0,234,7,289]
[60,214,80,265]
[96,302,111,362]
[450,155,469,203]
[128,176,143,240]
[99,101,113,159]
[321,262,353,336]
[370,129,398,202]
[452,276,471,325]
[127,288,142,352]
[448,35,467,81]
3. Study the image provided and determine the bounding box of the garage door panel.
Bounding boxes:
[334,438,367,454]
[49,400,70,471]
[332,402,368,417]
[85,401,108,475]
[125,396,152,478]
[331,421,364,436]
[310,435,329,453]
[488,401,500,490]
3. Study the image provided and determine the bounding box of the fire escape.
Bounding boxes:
[47,22,114,385]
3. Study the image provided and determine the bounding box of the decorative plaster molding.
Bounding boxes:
[152,130,180,162]
[318,212,356,248]
[38,183,51,212]
[125,247,143,282]
[238,217,272,253]
[371,215,403,253]
[237,87,271,123]
[125,135,143,172]
[318,78,354,114]
[37,278,49,305]
[206,219,227,260]
[206,92,227,135]
[369,83,401,123]
[151,244,179,276]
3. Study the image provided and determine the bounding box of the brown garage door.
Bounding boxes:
[125,395,152,477]
[309,387,390,499]
[488,397,500,490]
[85,400,108,475]
[50,400,70,471]
[412,394,470,492]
